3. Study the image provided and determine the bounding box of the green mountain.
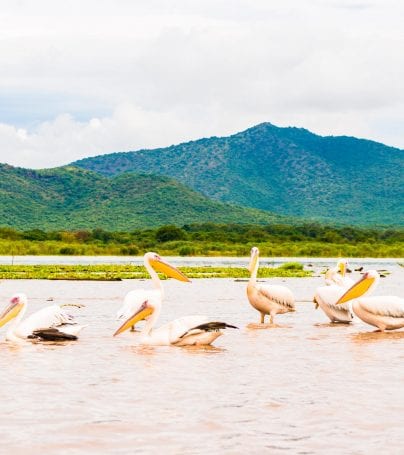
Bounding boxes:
[0,164,289,230]
[73,123,404,226]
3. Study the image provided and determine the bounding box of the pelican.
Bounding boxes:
[336,270,404,331]
[324,259,354,287]
[313,284,354,323]
[113,254,237,345]
[116,252,192,330]
[246,247,295,324]
[0,293,85,342]
[314,259,356,322]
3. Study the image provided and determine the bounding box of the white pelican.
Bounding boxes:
[324,259,354,287]
[246,247,295,324]
[0,293,85,342]
[313,284,354,323]
[116,252,192,330]
[336,270,404,331]
[113,254,237,345]
[314,259,356,323]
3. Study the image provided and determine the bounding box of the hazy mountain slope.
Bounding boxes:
[73,123,404,226]
[0,164,289,230]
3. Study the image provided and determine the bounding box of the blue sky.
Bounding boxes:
[0,0,403,168]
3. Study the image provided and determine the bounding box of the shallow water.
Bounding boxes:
[0,270,403,454]
[0,255,402,268]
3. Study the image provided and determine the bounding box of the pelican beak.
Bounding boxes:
[335,272,376,305]
[339,261,346,276]
[113,301,154,336]
[0,300,23,328]
[149,257,190,282]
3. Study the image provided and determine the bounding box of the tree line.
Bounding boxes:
[0,223,402,257]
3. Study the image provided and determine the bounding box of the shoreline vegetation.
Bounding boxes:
[0,263,311,280]
[0,223,403,258]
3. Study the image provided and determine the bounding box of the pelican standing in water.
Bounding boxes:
[246,247,295,325]
[0,293,85,342]
[114,253,237,345]
[324,259,354,287]
[336,270,404,331]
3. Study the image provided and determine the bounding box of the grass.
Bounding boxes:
[0,264,312,280]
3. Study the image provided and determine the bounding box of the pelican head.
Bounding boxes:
[113,300,155,336]
[248,246,259,273]
[0,293,27,328]
[337,259,348,276]
[336,270,379,305]
[145,252,190,282]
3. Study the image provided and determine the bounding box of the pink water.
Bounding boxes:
[0,270,403,454]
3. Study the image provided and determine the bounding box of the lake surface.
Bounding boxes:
[0,271,403,454]
[0,255,402,268]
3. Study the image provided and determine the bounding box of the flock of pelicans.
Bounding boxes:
[0,248,403,345]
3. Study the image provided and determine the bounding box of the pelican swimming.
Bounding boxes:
[116,252,191,330]
[113,254,237,345]
[336,270,404,331]
[324,259,354,287]
[0,293,85,342]
[246,247,295,324]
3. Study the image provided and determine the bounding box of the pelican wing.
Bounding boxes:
[151,315,209,344]
[178,321,238,339]
[358,296,404,317]
[315,285,352,314]
[258,284,295,310]
[15,305,76,338]
[316,285,346,305]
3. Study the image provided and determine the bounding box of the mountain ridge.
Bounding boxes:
[73,122,404,226]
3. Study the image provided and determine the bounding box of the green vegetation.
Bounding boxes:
[74,123,404,226]
[0,165,290,230]
[0,264,311,280]
[0,223,402,258]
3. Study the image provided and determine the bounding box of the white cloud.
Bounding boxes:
[0,0,403,168]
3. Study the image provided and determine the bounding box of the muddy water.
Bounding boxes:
[0,270,403,454]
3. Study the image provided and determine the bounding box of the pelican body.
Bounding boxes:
[114,253,237,345]
[314,259,356,323]
[0,293,84,342]
[247,247,295,324]
[336,270,404,331]
[313,284,354,323]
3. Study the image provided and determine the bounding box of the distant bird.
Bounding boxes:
[246,247,295,324]
[335,270,404,331]
[113,253,237,345]
[0,293,85,342]
[324,259,354,287]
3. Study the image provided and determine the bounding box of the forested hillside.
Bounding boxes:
[0,164,288,230]
[74,123,404,226]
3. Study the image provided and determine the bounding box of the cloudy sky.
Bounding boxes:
[1,0,403,168]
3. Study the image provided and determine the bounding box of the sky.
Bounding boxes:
[0,0,403,168]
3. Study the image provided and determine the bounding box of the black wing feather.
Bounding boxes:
[179,321,238,339]
[29,328,78,341]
